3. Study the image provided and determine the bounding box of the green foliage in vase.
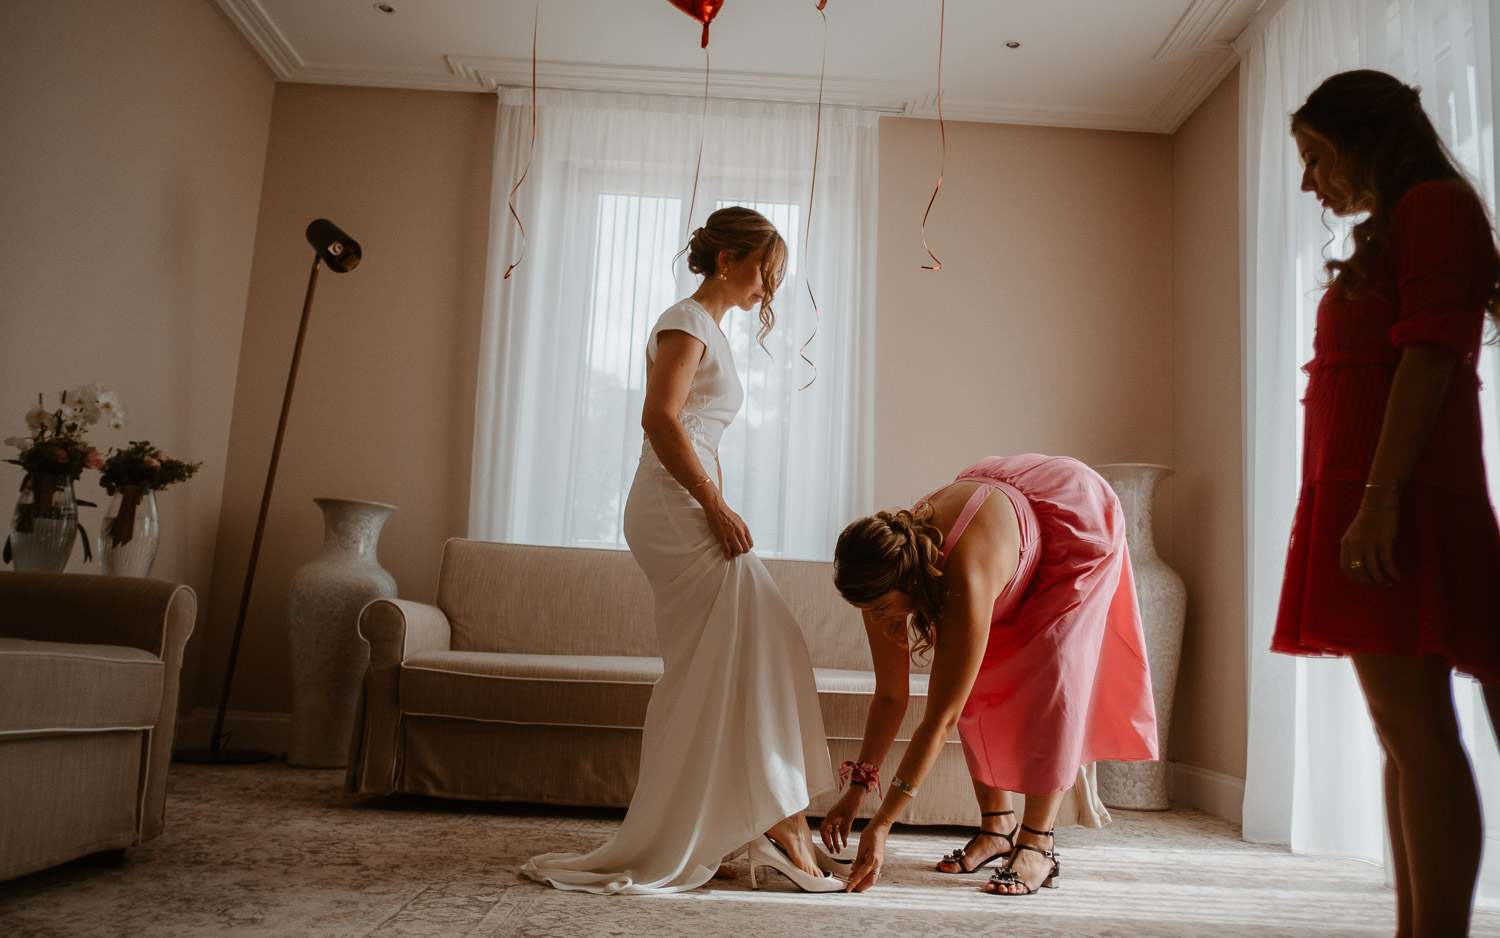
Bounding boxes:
[99,440,201,496]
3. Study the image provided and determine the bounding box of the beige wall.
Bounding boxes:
[199,84,491,713]
[3,12,1248,785]
[1167,70,1246,780]
[874,117,1177,555]
[0,0,275,711]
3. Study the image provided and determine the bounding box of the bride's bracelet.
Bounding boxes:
[686,476,714,493]
[838,759,881,797]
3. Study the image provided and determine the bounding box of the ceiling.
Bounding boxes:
[216,0,1266,134]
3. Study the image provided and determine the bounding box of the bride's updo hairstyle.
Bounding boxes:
[678,206,788,348]
[833,508,947,660]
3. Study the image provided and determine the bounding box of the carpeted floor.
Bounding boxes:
[2,762,1497,938]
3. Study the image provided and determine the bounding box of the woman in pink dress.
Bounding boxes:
[820,454,1158,895]
[1272,70,1500,937]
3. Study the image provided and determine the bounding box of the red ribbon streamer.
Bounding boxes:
[503,2,539,280]
[797,1,829,391]
[920,0,946,271]
[686,50,710,243]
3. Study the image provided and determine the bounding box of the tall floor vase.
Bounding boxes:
[1094,463,1185,810]
[287,497,397,768]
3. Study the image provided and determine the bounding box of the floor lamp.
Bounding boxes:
[175,219,363,765]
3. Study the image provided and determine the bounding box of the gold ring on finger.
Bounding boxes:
[1349,559,1363,569]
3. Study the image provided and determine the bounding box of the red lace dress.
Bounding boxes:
[1271,181,1500,683]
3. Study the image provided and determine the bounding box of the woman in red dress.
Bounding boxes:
[1273,69,1500,937]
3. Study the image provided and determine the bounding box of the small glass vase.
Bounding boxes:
[8,473,79,572]
[98,484,160,577]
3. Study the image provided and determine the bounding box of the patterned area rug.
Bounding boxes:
[2,762,1497,937]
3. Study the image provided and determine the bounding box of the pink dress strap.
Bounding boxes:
[933,483,997,568]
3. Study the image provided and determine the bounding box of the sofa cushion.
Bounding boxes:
[813,668,956,742]
[398,651,951,744]
[0,638,163,736]
[401,651,662,728]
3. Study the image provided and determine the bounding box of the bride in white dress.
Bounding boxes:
[521,207,842,895]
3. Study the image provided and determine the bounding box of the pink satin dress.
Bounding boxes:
[925,455,1159,794]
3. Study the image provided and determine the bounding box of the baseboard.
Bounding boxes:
[1168,761,1245,825]
[175,708,292,757]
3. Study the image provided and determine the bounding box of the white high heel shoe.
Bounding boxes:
[747,835,844,893]
[813,844,852,882]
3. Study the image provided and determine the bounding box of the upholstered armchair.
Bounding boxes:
[0,572,195,881]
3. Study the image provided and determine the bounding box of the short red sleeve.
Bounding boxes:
[1386,180,1495,355]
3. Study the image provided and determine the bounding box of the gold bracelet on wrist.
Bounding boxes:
[1360,502,1400,512]
[686,476,713,492]
[890,776,918,797]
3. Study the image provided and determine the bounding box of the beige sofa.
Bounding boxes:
[346,538,1102,826]
[0,572,196,881]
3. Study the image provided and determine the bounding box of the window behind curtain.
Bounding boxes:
[471,89,877,560]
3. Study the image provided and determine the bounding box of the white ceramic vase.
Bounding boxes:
[1093,463,1185,810]
[287,497,397,768]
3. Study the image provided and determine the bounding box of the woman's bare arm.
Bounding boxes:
[1341,344,1456,585]
[639,329,752,558]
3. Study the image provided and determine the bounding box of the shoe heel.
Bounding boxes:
[749,859,760,890]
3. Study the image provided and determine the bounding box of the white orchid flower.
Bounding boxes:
[107,415,126,431]
[66,383,104,424]
[3,436,33,451]
[96,390,122,416]
[24,405,48,433]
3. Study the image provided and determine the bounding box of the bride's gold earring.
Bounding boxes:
[716,268,728,281]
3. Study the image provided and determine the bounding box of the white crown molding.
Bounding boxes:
[446,55,913,113]
[1145,0,1261,133]
[217,0,1261,135]
[215,0,302,78]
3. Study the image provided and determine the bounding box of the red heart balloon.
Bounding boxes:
[667,0,724,48]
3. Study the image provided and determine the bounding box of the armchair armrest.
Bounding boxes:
[0,571,194,660]
[358,598,452,666]
[0,571,195,843]
[346,599,452,795]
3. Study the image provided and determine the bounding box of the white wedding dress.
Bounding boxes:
[521,299,836,895]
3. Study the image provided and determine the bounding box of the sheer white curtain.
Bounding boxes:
[469,89,877,559]
[1238,0,1500,906]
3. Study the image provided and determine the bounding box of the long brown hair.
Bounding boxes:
[1292,69,1500,329]
[833,508,946,661]
[677,206,788,349]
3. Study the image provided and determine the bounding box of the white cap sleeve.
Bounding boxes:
[646,301,714,361]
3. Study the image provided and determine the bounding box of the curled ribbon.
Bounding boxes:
[685,49,710,243]
[503,1,539,280]
[797,0,829,391]
[919,0,946,271]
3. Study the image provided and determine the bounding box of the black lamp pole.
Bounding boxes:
[175,220,362,765]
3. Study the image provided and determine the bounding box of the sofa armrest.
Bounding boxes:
[359,598,452,666]
[0,571,196,843]
[346,599,452,795]
[0,572,193,660]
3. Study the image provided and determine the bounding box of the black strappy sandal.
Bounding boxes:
[936,810,1016,874]
[985,825,1059,896]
